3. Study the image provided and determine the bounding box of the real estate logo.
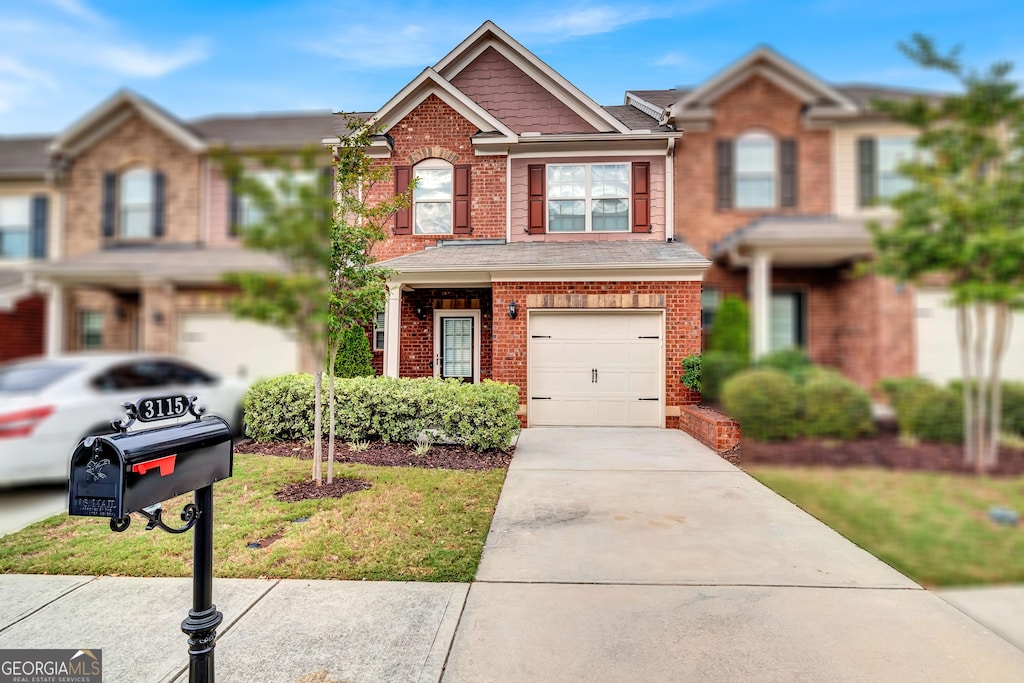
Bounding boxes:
[0,649,102,683]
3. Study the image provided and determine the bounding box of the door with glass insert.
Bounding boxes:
[435,314,476,382]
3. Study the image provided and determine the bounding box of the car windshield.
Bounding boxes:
[0,362,79,394]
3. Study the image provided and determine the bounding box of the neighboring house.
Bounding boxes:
[0,136,57,362]
[328,22,709,428]
[623,46,1024,390]
[15,90,342,382]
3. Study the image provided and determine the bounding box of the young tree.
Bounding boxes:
[323,115,408,484]
[869,35,1024,472]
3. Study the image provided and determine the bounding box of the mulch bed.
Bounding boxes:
[239,439,514,471]
[274,477,373,502]
[743,422,1024,476]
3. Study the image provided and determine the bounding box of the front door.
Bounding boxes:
[434,310,480,383]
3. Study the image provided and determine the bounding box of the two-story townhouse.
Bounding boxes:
[332,22,710,428]
[623,47,998,392]
[0,136,58,362]
[30,89,342,382]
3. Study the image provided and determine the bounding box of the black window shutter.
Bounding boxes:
[228,177,240,236]
[30,195,48,259]
[394,166,412,235]
[631,161,650,233]
[858,137,876,207]
[102,172,117,238]
[716,140,733,210]
[527,164,546,234]
[453,164,472,234]
[780,138,798,208]
[153,171,166,237]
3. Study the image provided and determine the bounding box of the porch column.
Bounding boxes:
[750,250,772,360]
[383,282,402,378]
[45,281,63,355]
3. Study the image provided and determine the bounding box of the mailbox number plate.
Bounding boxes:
[136,395,190,422]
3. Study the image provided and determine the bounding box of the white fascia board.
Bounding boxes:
[434,21,631,134]
[389,260,711,280]
[52,89,206,156]
[368,68,516,139]
[624,93,668,122]
[506,137,675,159]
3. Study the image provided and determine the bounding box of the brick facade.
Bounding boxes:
[0,295,45,361]
[370,95,507,262]
[398,288,494,380]
[491,280,702,428]
[64,114,202,257]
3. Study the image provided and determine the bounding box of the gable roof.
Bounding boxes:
[50,89,207,157]
[190,111,350,149]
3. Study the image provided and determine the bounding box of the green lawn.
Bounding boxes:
[0,453,506,582]
[745,465,1024,587]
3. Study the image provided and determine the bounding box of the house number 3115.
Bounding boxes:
[137,395,189,422]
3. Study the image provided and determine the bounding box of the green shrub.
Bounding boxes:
[700,350,748,404]
[680,354,702,393]
[722,368,801,441]
[802,371,876,440]
[333,326,375,378]
[902,384,963,443]
[707,295,750,361]
[948,379,1024,437]
[878,376,933,420]
[244,374,520,451]
[755,348,814,383]
[243,374,316,441]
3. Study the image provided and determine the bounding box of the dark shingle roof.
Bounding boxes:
[0,136,53,177]
[627,89,689,108]
[602,105,673,132]
[379,240,709,273]
[189,112,364,149]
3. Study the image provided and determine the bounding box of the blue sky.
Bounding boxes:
[1,0,1022,135]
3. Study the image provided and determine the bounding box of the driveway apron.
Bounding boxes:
[442,427,1024,682]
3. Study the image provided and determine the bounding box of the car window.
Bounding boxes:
[159,360,217,386]
[0,362,79,393]
[91,361,173,392]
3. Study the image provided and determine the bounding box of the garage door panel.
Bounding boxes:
[179,314,299,382]
[529,312,663,427]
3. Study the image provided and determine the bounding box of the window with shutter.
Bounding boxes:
[632,162,650,233]
[546,163,630,233]
[527,164,546,234]
[734,132,776,209]
[394,166,413,235]
[30,195,48,259]
[118,168,156,239]
[780,138,797,208]
[413,159,454,235]
[858,137,876,207]
[0,196,31,259]
[716,140,734,209]
[453,164,471,234]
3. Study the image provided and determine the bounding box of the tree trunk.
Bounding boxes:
[313,354,323,486]
[327,341,339,485]
[973,304,989,474]
[956,305,976,467]
[986,304,1012,471]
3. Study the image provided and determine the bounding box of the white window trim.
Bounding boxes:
[734,132,777,209]
[413,158,454,235]
[432,309,481,384]
[546,163,631,233]
[373,311,385,352]
[119,167,155,240]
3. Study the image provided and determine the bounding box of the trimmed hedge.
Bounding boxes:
[244,375,520,451]
[948,379,1024,437]
[802,371,876,440]
[680,354,702,393]
[333,326,375,378]
[755,348,814,384]
[722,368,801,441]
[905,384,963,443]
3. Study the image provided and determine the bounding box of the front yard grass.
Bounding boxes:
[0,453,506,582]
[746,465,1024,587]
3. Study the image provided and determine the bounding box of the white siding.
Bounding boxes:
[832,122,919,218]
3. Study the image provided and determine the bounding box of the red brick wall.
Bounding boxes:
[450,47,597,134]
[836,272,915,393]
[491,280,702,428]
[397,288,493,380]
[0,295,45,361]
[370,95,507,262]
[679,404,741,462]
[674,74,831,257]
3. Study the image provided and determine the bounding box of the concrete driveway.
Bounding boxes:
[444,428,1024,682]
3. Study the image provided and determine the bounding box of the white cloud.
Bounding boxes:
[86,39,209,77]
[45,0,106,26]
[306,23,461,69]
[654,52,699,69]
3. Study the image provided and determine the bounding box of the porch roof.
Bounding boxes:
[35,246,286,286]
[710,215,876,267]
[378,240,710,281]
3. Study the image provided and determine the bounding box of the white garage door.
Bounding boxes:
[916,288,1024,385]
[529,311,663,427]
[179,314,299,382]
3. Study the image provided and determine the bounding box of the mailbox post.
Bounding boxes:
[68,394,233,683]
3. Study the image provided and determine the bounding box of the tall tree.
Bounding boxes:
[323,115,408,484]
[869,35,1024,472]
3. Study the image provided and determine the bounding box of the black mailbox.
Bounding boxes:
[69,416,233,520]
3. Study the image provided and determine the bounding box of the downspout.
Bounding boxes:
[665,137,675,242]
[505,154,512,243]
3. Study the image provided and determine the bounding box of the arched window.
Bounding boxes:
[735,132,776,209]
[413,159,453,235]
[119,168,155,238]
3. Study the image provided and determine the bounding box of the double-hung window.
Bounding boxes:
[734,133,777,209]
[237,168,318,229]
[373,311,385,351]
[119,169,156,239]
[0,196,31,259]
[413,159,453,235]
[80,311,104,349]
[877,137,915,200]
[547,163,629,232]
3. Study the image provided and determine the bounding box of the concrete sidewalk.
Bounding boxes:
[2,427,1023,681]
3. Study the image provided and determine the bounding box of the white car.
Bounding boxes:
[0,353,248,487]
